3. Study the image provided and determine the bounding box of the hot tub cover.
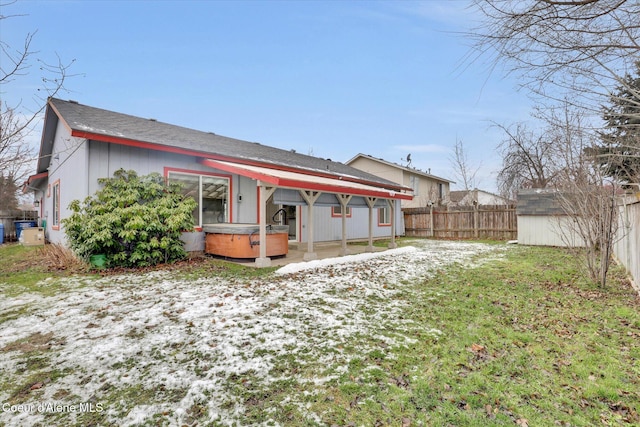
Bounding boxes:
[202,223,289,234]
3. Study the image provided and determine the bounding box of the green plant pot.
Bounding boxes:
[89,254,107,269]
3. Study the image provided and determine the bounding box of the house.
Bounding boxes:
[449,189,513,207]
[345,154,453,208]
[24,98,413,267]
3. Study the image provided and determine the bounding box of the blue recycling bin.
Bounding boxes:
[14,221,37,240]
[0,223,4,244]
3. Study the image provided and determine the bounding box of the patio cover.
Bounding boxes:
[200,158,413,200]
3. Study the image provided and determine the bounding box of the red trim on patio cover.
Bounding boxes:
[200,158,412,201]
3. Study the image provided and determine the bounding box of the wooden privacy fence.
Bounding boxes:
[403,204,517,240]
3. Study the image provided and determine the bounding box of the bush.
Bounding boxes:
[62,169,196,267]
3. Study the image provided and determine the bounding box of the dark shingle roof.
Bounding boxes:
[47,98,406,190]
[516,189,566,215]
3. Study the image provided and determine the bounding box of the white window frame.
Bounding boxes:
[167,170,231,227]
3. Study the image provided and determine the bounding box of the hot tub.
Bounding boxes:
[203,223,289,259]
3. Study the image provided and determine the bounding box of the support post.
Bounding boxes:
[365,197,377,252]
[388,199,397,249]
[255,182,276,268]
[300,190,321,261]
[338,194,352,256]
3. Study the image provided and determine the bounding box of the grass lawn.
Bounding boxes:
[0,241,638,426]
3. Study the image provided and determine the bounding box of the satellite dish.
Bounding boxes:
[405,153,412,167]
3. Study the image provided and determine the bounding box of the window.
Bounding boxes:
[52,180,60,230]
[378,206,391,226]
[438,183,444,200]
[166,170,231,226]
[331,205,352,217]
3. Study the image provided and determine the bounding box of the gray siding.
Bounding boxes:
[43,137,407,245]
[87,140,255,224]
[299,203,405,243]
[44,122,89,244]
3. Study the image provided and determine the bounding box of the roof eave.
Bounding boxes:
[347,153,454,184]
[69,129,412,193]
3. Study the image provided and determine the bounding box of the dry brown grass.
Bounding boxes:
[36,243,88,273]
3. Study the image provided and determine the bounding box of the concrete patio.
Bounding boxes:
[209,241,390,268]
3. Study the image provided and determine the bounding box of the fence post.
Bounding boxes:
[473,201,479,238]
[429,203,434,237]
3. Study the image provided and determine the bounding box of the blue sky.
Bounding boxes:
[2,0,533,191]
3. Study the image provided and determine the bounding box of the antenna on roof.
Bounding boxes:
[403,153,412,167]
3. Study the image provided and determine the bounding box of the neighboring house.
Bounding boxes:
[449,189,513,207]
[25,98,412,266]
[516,188,585,247]
[345,154,453,208]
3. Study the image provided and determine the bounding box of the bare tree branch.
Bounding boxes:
[449,138,481,194]
[468,0,640,119]
[0,4,77,208]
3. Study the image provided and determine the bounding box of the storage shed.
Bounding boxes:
[516,188,585,247]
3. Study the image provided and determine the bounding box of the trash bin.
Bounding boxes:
[14,221,37,241]
[0,223,4,244]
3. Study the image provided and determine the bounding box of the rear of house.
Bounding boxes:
[25,99,412,264]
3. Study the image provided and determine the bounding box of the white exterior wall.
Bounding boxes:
[348,157,404,186]
[43,122,89,244]
[477,191,508,205]
[410,178,449,208]
[517,215,586,247]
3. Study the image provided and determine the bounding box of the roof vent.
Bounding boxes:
[148,118,157,122]
[207,132,216,135]
[68,99,79,104]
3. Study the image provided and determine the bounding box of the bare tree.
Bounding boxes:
[549,105,619,287]
[468,1,640,115]
[470,0,640,186]
[470,1,635,286]
[496,102,621,285]
[494,121,565,199]
[0,1,76,205]
[449,138,481,194]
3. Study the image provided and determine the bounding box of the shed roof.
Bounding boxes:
[37,98,411,195]
[516,189,566,216]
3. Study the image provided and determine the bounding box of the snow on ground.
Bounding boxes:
[274,246,417,275]
[0,240,503,426]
